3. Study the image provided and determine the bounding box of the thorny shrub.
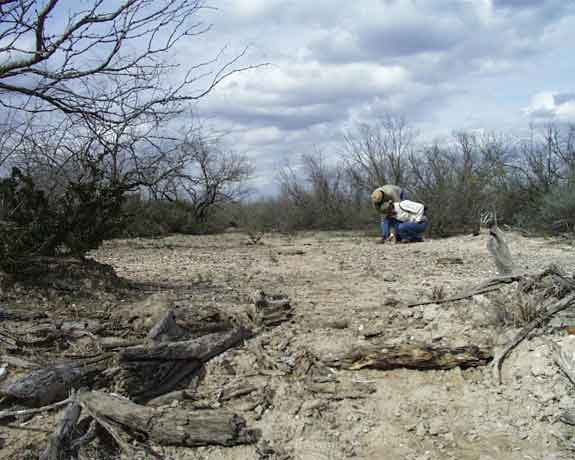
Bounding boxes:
[0,167,126,272]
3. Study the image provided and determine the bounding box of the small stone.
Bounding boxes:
[428,419,447,436]
[415,422,427,437]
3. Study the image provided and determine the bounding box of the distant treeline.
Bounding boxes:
[125,120,575,238]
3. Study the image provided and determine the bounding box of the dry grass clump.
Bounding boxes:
[491,290,542,328]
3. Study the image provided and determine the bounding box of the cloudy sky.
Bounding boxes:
[183,0,575,192]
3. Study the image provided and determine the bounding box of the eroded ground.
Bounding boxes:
[3,230,575,459]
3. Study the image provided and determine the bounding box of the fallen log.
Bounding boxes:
[0,354,112,406]
[324,343,492,371]
[79,391,260,448]
[120,327,252,362]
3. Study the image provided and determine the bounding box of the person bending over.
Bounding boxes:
[382,199,428,243]
[371,184,407,243]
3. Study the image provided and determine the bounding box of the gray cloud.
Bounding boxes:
[181,1,575,192]
[554,93,575,105]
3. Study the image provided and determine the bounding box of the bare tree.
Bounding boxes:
[343,113,418,192]
[153,135,254,223]
[0,0,260,124]
[276,151,360,231]
[0,1,264,270]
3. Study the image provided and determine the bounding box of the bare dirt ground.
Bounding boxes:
[3,230,575,459]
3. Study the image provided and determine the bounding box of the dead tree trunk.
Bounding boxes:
[79,391,259,447]
[120,327,252,361]
[485,212,514,275]
[324,343,492,371]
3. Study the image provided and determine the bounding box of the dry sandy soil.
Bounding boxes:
[3,229,575,459]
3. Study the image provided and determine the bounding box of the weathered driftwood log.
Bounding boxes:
[39,398,82,460]
[0,354,112,406]
[324,343,492,371]
[79,391,260,447]
[117,327,252,401]
[487,223,515,275]
[248,291,293,328]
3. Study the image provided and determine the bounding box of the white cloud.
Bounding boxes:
[525,91,575,123]
[181,0,575,192]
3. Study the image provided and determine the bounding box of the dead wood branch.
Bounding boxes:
[118,359,202,403]
[408,263,575,308]
[147,308,189,342]
[407,274,523,307]
[39,396,81,460]
[560,409,575,426]
[324,343,492,371]
[520,264,575,299]
[0,398,70,420]
[147,389,197,407]
[120,327,252,362]
[79,391,260,447]
[493,293,575,384]
[547,339,575,387]
[1,354,113,406]
[248,291,293,328]
[487,223,515,275]
[118,327,251,401]
[175,305,235,337]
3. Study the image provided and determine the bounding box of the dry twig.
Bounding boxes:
[493,293,575,384]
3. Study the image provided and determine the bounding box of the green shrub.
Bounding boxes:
[0,167,126,272]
